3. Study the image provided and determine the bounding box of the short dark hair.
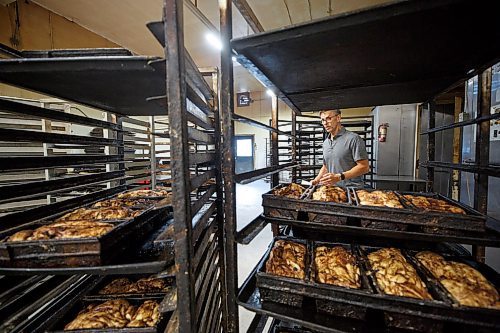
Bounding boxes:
[319,109,341,116]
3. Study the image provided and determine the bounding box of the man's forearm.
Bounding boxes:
[343,160,370,180]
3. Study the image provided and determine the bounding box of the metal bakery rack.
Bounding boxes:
[0,1,225,332]
[221,0,500,332]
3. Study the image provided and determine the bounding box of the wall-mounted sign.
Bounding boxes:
[237,92,251,107]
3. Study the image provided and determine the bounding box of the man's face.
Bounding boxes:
[320,111,341,133]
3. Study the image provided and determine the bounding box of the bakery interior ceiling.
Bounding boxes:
[32,0,392,94]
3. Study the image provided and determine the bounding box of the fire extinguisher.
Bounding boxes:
[378,123,389,142]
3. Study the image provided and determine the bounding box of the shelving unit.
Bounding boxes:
[0,1,225,332]
[224,0,500,332]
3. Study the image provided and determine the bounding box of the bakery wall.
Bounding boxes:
[0,0,119,99]
[233,91,373,172]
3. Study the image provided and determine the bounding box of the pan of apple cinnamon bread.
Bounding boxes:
[412,251,500,310]
[304,185,353,225]
[0,200,168,268]
[350,188,486,234]
[310,242,372,319]
[257,237,308,307]
[47,296,172,333]
[84,274,175,300]
[262,183,309,220]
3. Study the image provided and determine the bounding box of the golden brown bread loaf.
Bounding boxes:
[118,189,170,198]
[416,251,499,308]
[312,186,348,203]
[356,190,403,209]
[403,195,465,214]
[314,246,360,289]
[127,300,160,327]
[63,299,160,330]
[265,240,306,279]
[5,220,114,242]
[64,299,136,330]
[272,183,305,199]
[56,207,139,221]
[99,277,170,294]
[367,248,432,300]
[92,198,154,208]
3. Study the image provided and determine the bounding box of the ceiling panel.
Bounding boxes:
[247,0,290,30]
[286,0,311,24]
[310,0,331,19]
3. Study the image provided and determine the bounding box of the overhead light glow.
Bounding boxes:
[232,56,237,62]
[266,89,276,97]
[205,33,222,51]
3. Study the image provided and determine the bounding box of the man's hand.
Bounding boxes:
[319,173,341,185]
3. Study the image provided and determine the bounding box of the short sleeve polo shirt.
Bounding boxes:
[322,127,368,187]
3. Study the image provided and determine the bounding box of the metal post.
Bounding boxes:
[219,0,239,331]
[473,68,492,263]
[451,97,462,200]
[271,96,279,187]
[271,96,280,235]
[427,102,436,192]
[164,0,196,331]
[150,116,157,188]
[291,111,297,183]
[212,68,229,332]
[41,102,55,204]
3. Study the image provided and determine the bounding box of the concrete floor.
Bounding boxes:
[235,179,274,332]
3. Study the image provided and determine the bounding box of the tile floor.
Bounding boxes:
[235,179,274,332]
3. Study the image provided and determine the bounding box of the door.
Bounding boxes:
[235,135,254,173]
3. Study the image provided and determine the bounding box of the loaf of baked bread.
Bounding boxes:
[99,277,170,294]
[118,189,170,198]
[312,186,348,203]
[5,220,114,242]
[92,198,154,208]
[367,248,432,300]
[314,246,360,288]
[356,190,403,209]
[56,207,140,221]
[64,299,159,330]
[265,240,306,279]
[403,195,465,214]
[272,183,305,199]
[416,251,499,308]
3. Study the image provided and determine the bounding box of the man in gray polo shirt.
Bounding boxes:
[311,109,369,187]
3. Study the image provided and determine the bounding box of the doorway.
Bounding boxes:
[235,135,254,174]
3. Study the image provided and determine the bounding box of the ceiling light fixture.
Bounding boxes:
[205,33,223,51]
[266,89,276,97]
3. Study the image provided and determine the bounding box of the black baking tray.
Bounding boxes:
[239,260,373,333]
[84,274,175,300]
[264,185,488,235]
[408,252,500,313]
[256,238,500,330]
[310,241,372,320]
[0,205,165,268]
[351,189,486,232]
[262,184,309,221]
[47,296,171,333]
[257,237,375,315]
[257,236,309,307]
[304,186,353,226]
[397,191,486,234]
[358,246,451,332]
